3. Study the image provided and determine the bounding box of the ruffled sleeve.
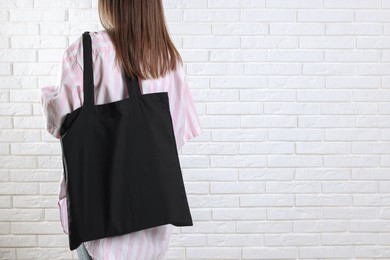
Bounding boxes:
[40,48,83,139]
[175,65,203,150]
[181,77,202,145]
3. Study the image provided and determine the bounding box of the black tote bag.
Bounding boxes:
[59,31,193,250]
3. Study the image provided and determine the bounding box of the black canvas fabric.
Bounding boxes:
[59,31,193,250]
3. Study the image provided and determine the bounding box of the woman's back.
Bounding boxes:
[40,29,202,259]
[43,30,201,149]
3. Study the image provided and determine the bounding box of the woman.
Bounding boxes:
[40,0,202,259]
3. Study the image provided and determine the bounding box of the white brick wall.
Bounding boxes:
[1,0,390,259]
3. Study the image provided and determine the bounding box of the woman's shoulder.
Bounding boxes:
[63,30,113,60]
[62,30,185,79]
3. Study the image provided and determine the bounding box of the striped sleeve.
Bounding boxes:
[40,46,83,235]
[180,68,202,149]
[40,48,83,139]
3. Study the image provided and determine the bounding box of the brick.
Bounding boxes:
[325,0,380,8]
[9,9,66,22]
[298,10,353,22]
[34,0,91,8]
[184,10,239,22]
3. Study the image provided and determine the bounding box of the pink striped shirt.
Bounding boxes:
[40,30,202,259]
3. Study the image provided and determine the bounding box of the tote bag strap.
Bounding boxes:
[124,70,142,98]
[82,31,95,112]
[82,31,141,112]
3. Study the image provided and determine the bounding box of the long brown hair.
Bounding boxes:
[98,0,183,80]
